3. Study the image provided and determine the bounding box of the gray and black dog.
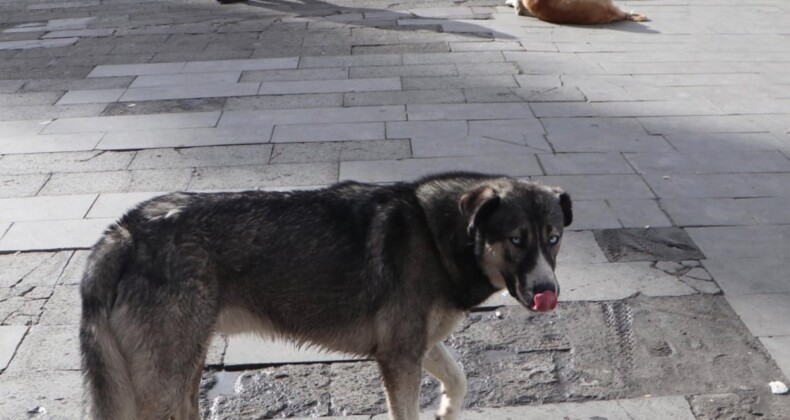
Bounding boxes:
[80,172,572,420]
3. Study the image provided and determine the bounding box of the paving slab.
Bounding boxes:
[643,172,790,198]
[5,325,79,372]
[538,152,634,175]
[259,77,400,95]
[726,293,790,337]
[38,285,80,325]
[0,194,96,222]
[0,218,113,251]
[0,132,103,154]
[761,336,790,381]
[0,150,133,175]
[219,105,405,127]
[129,144,273,170]
[703,258,790,296]
[270,139,411,164]
[687,225,790,260]
[406,102,533,121]
[85,191,162,219]
[40,168,192,196]
[0,326,28,371]
[129,71,242,88]
[661,197,790,226]
[121,82,260,102]
[339,155,543,183]
[563,199,621,231]
[98,126,273,150]
[0,370,83,420]
[272,122,385,143]
[532,175,654,200]
[189,163,338,190]
[42,111,221,134]
[625,150,790,174]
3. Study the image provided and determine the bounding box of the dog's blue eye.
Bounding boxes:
[509,236,522,246]
[548,235,560,246]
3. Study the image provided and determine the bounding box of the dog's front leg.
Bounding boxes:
[378,357,421,420]
[424,343,467,420]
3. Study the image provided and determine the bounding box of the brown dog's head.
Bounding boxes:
[460,179,572,312]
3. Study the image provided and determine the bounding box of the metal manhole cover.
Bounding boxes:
[593,227,705,262]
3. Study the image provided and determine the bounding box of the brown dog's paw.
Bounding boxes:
[626,13,649,22]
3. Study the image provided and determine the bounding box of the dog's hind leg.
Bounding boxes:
[424,343,467,420]
[377,356,422,420]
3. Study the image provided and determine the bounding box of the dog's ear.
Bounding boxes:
[460,186,501,236]
[559,191,572,227]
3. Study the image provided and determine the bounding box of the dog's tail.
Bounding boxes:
[79,223,136,420]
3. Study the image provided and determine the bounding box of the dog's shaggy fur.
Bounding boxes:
[80,173,572,420]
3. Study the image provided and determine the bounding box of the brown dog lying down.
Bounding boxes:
[506,0,648,24]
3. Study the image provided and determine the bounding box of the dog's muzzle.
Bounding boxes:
[505,274,558,312]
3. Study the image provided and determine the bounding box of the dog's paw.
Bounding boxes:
[434,409,459,420]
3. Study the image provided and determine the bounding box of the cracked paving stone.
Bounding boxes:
[0,252,72,326]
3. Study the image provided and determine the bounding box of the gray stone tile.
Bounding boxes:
[0,326,27,371]
[0,150,133,175]
[259,77,400,95]
[189,163,338,190]
[449,41,524,52]
[0,371,82,420]
[0,174,47,198]
[686,225,790,260]
[241,67,348,82]
[299,54,402,68]
[607,199,673,228]
[0,194,96,223]
[703,258,790,296]
[0,80,24,94]
[59,250,90,285]
[402,51,504,65]
[533,175,654,200]
[456,62,521,76]
[0,92,61,107]
[121,82,260,102]
[43,111,221,134]
[129,145,273,170]
[541,117,650,145]
[21,76,134,93]
[540,100,724,118]
[350,64,456,78]
[98,126,273,150]
[0,37,78,50]
[462,87,524,103]
[665,132,787,152]
[643,173,790,198]
[39,285,80,325]
[219,106,405,127]
[662,197,790,226]
[55,88,125,105]
[181,57,299,73]
[273,122,384,143]
[4,17,94,32]
[339,154,542,183]
[0,119,49,136]
[538,153,634,175]
[626,151,790,174]
[559,262,696,302]
[467,119,549,151]
[88,62,187,77]
[270,140,410,164]
[130,71,242,88]
[87,192,164,219]
[760,336,790,381]
[555,230,609,265]
[224,335,362,366]
[386,120,467,139]
[0,132,103,154]
[407,103,533,121]
[224,93,344,111]
[564,200,621,231]
[403,75,517,90]
[638,115,762,134]
[42,28,114,38]
[726,293,790,337]
[5,325,79,371]
[0,218,114,251]
[101,98,225,117]
[410,135,532,158]
[345,89,466,107]
[0,103,108,121]
[40,169,192,195]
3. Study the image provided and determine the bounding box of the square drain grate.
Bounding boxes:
[593,227,705,262]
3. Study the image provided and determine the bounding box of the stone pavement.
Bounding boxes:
[1,0,789,418]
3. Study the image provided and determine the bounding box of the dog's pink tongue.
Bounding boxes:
[532,291,558,312]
